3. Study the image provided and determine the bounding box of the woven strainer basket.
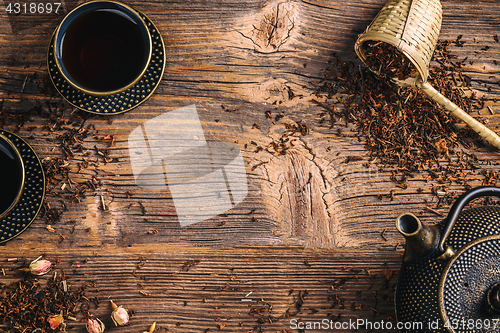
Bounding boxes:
[354,0,500,150]
[355,0,442,82]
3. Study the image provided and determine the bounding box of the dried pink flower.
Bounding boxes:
[29,256,51,276]
[47,314,64,330]
[110,300,129,326]
[86,318,105,333]
[143,322,156,333]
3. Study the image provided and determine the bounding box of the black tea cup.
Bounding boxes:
[53,1,152,96]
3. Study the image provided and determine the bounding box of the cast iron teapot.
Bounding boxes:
[396,186,500,333]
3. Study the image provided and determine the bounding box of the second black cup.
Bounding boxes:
[0,134,24,220]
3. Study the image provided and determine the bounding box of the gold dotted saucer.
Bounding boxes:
[0,130,45,244]
[47,11,165,115]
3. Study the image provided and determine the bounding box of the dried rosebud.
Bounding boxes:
[143,322,156,333]
[29,256,51,276]
[110,300,129,326]
[87,318,105,333]
[48,314,64,330]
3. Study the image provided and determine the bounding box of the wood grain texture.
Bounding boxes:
[0,0,499,331]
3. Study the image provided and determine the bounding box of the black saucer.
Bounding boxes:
[47,10,165,115]
[0,130,45,244]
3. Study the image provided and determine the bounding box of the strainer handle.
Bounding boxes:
[438,186,500,252]
[418,81,500,150]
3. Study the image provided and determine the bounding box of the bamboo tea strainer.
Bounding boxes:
[354,0,500,149]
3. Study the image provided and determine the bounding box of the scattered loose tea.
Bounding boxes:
[314,38,499,207]
[0,269,98,333]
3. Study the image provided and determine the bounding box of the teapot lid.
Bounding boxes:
[439,235,500,333]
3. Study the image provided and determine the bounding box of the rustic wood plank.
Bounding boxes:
[0,245,402,333]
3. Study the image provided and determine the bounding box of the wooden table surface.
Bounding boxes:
[1,0,499,332]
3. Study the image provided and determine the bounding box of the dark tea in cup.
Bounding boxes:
[0,135,24,218]
[54,1,152,96]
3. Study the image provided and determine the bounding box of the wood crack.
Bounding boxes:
[235,1,296,54]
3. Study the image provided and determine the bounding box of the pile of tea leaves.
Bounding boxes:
[362,41,417,79]
[0,269,98,333]
[313,39,498,205]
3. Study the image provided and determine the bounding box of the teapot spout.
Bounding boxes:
[396,213,440,263]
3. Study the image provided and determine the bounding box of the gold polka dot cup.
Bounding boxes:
[53,1,152,96]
